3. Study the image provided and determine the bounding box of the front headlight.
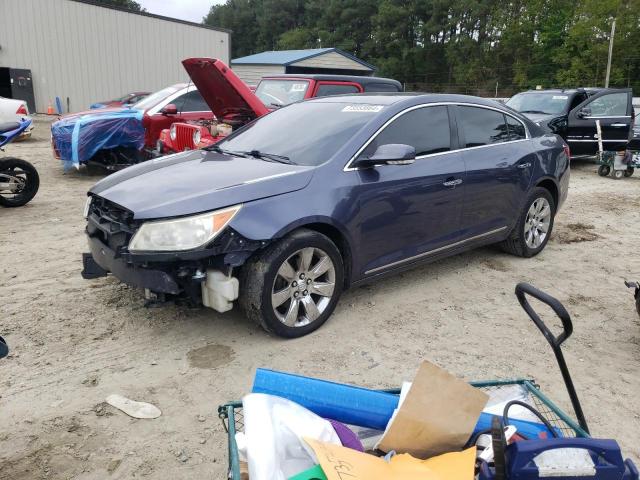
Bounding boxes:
[128,205,242,252]
[83,196,92,219]
[170,124,177,141]
[192,129,201,146]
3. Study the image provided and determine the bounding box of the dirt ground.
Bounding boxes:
[1,116,639,479]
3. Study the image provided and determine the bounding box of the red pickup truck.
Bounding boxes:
[156,59,402,155]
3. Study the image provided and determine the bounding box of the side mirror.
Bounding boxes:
[577,107,591,118]
[355,144,416,168]
[0,336,8,359]
[161,104,178,115]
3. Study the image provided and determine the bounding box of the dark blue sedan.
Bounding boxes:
[82,93,570,337]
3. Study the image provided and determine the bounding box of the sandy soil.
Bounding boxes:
[1,116,639,479]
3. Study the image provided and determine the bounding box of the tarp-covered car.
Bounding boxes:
[51,84,213,170]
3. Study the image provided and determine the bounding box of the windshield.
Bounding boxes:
[507,92,571,115]
[255,79,310,108]
[218,102,383,166]
[132,86,182,110]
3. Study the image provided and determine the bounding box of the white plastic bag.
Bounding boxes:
[242,393,341,480]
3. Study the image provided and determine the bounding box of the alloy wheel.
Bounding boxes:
[524,197,551,249]
[271,247,336,327]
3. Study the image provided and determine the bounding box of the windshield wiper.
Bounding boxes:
[206,144,248,157]
[520,110,551,115]
[240,150,295,165]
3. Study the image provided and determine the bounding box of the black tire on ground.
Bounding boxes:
[597,165,611,177]
[613,169,624,180]
[499,187,555,258]
[238,228,344,338]
[624,167,634,177]
[0,157,39,207]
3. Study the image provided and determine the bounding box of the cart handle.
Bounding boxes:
[515,283,572,347]
[514,283,589,434]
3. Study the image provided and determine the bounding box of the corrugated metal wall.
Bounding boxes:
[291,52,371,71]
[0,0,230,113]
[230,65,285,86]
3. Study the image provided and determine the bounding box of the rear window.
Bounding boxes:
[363,82,401,93]
[315,84,360,97]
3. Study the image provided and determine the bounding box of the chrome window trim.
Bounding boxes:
[343,102,531,172]
[364,226,508,275]
[583,115,631,119]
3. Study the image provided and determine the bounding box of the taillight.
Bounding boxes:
[563,144,571,162]
[16,104,28,115]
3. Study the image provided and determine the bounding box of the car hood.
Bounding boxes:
[90,150,314,219]
[182,58,269,120]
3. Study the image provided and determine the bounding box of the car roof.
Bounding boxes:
[261,74,402,88]
[307,92,509,108]
[516,87,605,95]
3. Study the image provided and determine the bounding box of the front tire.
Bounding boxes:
[239,229,344,338]
[0,158,39,207]
[500,187,555,258]
[597,165,610,177]
[624,167,634,177]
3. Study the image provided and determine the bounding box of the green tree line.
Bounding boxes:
[203,0,640,96]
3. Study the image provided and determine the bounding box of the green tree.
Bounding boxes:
[94,0,145,11]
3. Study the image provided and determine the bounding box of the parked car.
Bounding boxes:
[630,97,640,151]
[82,93,569,338]
[0,96,33,139]
[507,88,634,156]
[51,84,212,170]
[157,59,403,155]
[89,91,150,109]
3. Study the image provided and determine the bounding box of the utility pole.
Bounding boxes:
[605,18,616,88]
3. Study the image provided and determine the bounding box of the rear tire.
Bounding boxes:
[597,165,610,177]
[499,187,555,258]
[0,157,39,207]
[613,169,624,180]
[239,229,344,338]
[624,167,634,177]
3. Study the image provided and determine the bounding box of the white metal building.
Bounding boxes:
[231,48,376,86]
[0,0,231,113]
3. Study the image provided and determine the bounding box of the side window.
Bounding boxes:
[360,106,451,158]
[586,93,628,117]
[174,90,210,112]
[506,115,526,141]
[315,84,360,97]
[457,106,509,147]
[363,83,400,93]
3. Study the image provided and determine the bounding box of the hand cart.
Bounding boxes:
[594,120,639,179]
[218,283,628,479]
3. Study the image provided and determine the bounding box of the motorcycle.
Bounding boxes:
[0,118,39,207]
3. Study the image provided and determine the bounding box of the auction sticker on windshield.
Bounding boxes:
[342,105,384,113]
[552,95,569,100]
[291,83,307,92]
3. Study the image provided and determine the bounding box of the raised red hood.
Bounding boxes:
[182,58,269,120]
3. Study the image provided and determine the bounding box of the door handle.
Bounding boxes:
[611,123,628,127]
[443,178,463,187]
[518,162,532,169]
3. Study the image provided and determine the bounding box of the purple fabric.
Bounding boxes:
[327,419,364,452]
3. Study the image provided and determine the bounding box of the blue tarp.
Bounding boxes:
[51,108,145,169]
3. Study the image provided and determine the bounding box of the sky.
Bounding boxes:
[138,0,224,23]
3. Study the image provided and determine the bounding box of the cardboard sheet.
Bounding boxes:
[377,360,489,458]
[304,437,476,480]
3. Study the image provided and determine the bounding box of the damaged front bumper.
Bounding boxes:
[81,228,262,310]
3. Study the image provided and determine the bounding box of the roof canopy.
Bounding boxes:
[232,48,375,71]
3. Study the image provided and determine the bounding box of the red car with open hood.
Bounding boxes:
[157,58,402,155]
